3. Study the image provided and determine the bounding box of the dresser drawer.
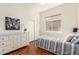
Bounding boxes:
[0,46,11,54]
[20,42,28,47]
[0,41,14,48]
[0,36,8,42]
[8,36,14,41]
[0,48,6,54]
[0,42,9,47]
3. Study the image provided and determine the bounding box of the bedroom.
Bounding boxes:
[0,3,79,55]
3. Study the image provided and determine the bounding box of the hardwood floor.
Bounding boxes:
[6,41,55,55]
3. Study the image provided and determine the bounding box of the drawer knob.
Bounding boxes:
[2,49,5,51]
[2,43,4,45]
[2,38,4,40]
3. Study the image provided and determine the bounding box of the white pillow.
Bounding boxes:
[71,34,79,44]
[66,34,75,42]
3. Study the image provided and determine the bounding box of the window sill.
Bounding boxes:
[46,31,62,33]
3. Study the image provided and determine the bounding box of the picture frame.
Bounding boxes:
[5,17,20,30]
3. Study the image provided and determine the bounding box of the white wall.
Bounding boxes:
[0,4,28,33]
[0,3,63,41]
[0,4,40,41]
[0,4,37,41]
[23,3,62,40]
[40,3,78,36]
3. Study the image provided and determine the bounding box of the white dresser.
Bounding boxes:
[0,32,29,54]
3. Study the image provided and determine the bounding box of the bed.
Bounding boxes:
[36,34,79,55]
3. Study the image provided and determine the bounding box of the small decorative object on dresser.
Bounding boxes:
[24,29,27,31]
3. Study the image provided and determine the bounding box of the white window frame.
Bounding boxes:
[45,13,62,33]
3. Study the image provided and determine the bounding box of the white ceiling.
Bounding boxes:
[33,3,62,12]
[0,3,62,12]
[23,3,63,12]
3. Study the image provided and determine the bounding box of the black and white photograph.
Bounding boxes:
[5,17,20,30]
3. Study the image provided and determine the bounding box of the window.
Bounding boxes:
[46,20,61,31]
[45,13,61,32]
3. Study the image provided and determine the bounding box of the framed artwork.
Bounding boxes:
[5,17,20,30]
